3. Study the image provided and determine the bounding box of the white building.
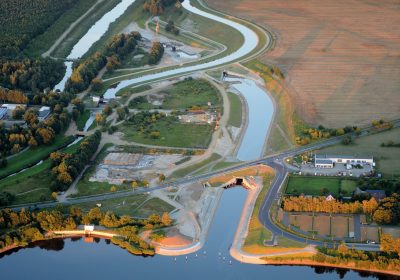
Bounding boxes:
[315,154,374,169]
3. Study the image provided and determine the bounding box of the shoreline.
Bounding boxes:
[228,175,400,277]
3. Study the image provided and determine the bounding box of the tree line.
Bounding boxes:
[66,32,141,94]
[0,0,79,58]
[312,241,400,273]
[283,194,400,225]
[49,130,101,192]
[0,207,172,256]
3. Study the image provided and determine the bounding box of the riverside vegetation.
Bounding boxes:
[0,207,172,256]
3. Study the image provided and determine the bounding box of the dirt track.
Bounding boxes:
[206,0,400,127]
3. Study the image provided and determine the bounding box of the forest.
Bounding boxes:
[0,0,80,58]
[143,0,182,16]
[50,130,101,191]
[0,58,65,93]
[66,32,141,93]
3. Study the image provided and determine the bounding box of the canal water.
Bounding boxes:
[227,78,274,161]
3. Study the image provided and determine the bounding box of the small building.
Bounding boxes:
[326,194,335,201]
[366,190,386,201]
[315,158,334,168]
[84,225,95,232]
[92,96,101,106]
[38,106,51,121]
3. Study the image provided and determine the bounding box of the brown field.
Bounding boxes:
[313,216,331,236]
[289,214,313,232]
[206,0,400,127]
[331,216,351,238]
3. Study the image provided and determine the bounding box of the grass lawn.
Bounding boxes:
[285,176,357,197]
[227,92,242,127]
[0,135,74,179]
[76,110,91,131]
[242,175,274,254]
[340,180,357,196]
[211,161,239,172]
[168,153,221,179]
[318,128,400,177]
[129,78,222,110]
[119,120,214,149]
[71,194,174,217]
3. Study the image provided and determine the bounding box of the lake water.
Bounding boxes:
[0,188,383,280]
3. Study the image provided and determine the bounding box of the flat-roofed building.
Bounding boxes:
[38,106,51,121]
[315,154,374,168]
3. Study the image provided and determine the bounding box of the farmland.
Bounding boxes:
[285,176,357,197]
[206,0,400,128]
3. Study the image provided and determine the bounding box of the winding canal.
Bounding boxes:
[0,1,385,279]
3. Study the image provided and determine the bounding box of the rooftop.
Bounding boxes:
[315,159,333,165]
[316,154,373,160]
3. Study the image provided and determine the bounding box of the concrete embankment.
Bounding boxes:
[50,230,119,239]
[154,187,224,256]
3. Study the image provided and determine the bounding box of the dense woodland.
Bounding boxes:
[0,59,65,93]
[66,32,142,93]
[50,131,101,192]
[0,0,79,58]
[148,42,164,65]
[0,207,172,256]
[312,240,400,273]
[283,194,400,225]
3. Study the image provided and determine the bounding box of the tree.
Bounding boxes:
[116,107,126,121]
[362,198,378,215]
[110,185,117,192]
[380,233,400,257]
[161,212,172,226]
[91,78,103,92]
[28,137,38,148]
[131,181,138,190]
[159,173,166,182]
[103,105,112,115]
[51,192,58,200]
[95,113,105,126]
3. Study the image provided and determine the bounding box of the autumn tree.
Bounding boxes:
[161,212,172,226]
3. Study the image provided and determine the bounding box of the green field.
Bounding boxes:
[119,120,214,149]
[318,128,400,177]
[0,135,74,179]
[129,78,222,110]
[76,110,91,131]
[0,137,83,205]
[169,153,221,179]
[285,176,357,197]
[227,92,242,127]
[243,175,274,253]
[71,194,174,217]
